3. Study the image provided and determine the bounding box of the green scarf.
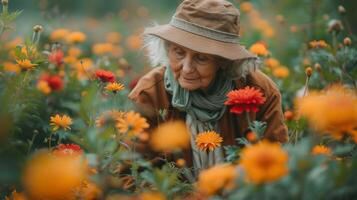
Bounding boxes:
[164,66,234,172]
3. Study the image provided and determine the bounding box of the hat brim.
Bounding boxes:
[144,24,256,61]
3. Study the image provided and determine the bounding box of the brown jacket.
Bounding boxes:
[128,66,288,165]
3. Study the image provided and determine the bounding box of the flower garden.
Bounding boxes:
[1,0,357,199]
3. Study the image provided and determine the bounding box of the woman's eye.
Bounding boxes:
[174,48,185,58]
[196,54,209,63]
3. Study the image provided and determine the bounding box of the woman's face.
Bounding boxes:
[167,42,221,91]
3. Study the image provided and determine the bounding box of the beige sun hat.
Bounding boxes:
[144,0,256,61]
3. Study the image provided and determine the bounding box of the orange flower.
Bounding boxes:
[37,80,51,94]
[296,85,357,140]
[197,164,237,196]
[16,59,37,70]
[139,192,166,200]
[150,121,190,152]
[249,42,269,56]
[309,40,328,49]
[105,82,125,93]
[224,86,266,114]
[240,2,253,13]
[68,47,82,57]
[3,61,20,74]
[5,37,23,49]
[95,110,124,127]
[176,158,186,168]
[246,131,257,142]
[273,66,289,78]
[312,145,331,156]
[22,150,87,200]
[50,114,72,131]
[50,28,70,41]
[195,131,223,152]
[264,58,280,69]
[106,32,121,43]
[66,31,87,43]
[74,58,93,80]
[92,43,114,55]
[240,140,289,184]
[126,35,142,51]
[116,111,149,136]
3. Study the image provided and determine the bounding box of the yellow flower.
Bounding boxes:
[195,131,223,152]
[296,85,357,140]
[139,192,166,200]
[312,145,331,156]
[20,46,37,58]
[240,140,289,184]
[249,43,269,56]
[264,58,280,69]
[95,110,124,127]
[105,82,125,93]
[66,31,87,43]
[116,111,149,136]
[273,66,289,78]
[92,42,114,55]
[240,2,253,13]
[3,61,20,74]
[16,59,37,70]
[150,121,190,152]
[22,150,87,200]
[37,80,51,94]
[106,32,121,43]
[50,114,72,131]
[197,164,237,196]
[50,28,71,41]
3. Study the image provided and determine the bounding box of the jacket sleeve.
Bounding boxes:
[258,89,289,143]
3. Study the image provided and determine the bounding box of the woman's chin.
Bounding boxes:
[178,80,200,91]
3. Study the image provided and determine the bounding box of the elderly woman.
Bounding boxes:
[129,0,288,169]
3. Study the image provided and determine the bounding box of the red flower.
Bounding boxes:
[224,86,266,114]
[53,144,83,156]
[48,49,64,66]
[95,69,115,83]
[39,73,64,91]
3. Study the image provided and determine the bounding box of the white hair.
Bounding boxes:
[143,31,260,80]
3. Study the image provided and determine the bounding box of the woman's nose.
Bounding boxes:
[181,57,195,73]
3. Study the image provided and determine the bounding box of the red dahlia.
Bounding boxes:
[224,86,266,114]
[39,73,64,91]
[53,143,83,156]
[95,69,115,83]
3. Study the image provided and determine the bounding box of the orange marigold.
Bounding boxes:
[22,150,87,200]
[16,59,37,70]
[66,31,87,43]
[116,111,149,136]
[95,110,124,127]
[195,131,223,152]
[150,121,190,152]
[50,28,70,41]
[197,164,237,196]
[273,66,289,78]
[50,114,72,131]
[309,40,328,49]
[240,140,289,184]
[296,85,357,141]
[224,86,266,114]
[105,82,125,93]
[312,145,331,156]
[249,42,269,56]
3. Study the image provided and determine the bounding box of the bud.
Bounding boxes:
[33,25,43,33]
[343,37,352,46]
[338,5,346,14]
[284,110,294,121]
[328,19,343,33]
[305,67,313,77]
[314,63,321,72]
[246,131,257,142]
[1,0,8,5]
[176,159,186,168]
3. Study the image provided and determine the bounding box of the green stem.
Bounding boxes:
[303,77,310,97]
[245,111,251,127]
